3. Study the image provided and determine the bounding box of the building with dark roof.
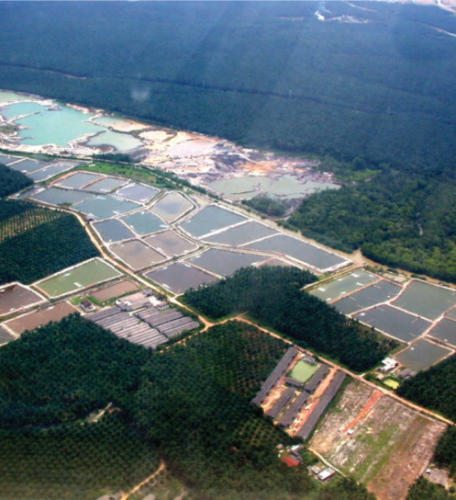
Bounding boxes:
[304,364,330,394]
[266,387,295,420]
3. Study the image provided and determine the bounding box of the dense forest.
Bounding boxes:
[0,163,32,198]
[435,426,456,479]
[406,477,453,500]
[183,266,397,371]
[289,171,456,282]
[0,199,98,285]
[242,194,294,217]
[397,354,456,421]
[0,314,149,428]
[0,314,374,499]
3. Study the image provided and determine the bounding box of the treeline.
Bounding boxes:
[397,354,456,422]
[0,314,375,499]
[0,199,98,285]
[0,163,32,198]
[242,195,294,217]
[0,314,148,428]
[0,414,159,500]
[407,477,453,500]
[0,2,456,170]
[289,172,456,283]
[183,266,397,371]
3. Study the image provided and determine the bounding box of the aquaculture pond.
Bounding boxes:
[145,262,218,295]
[246,234,349,272]
[144,230,198,258]
[29,163,75,182]
[180,205,247,238]
[115,183,159,204]
[209,174,339,200]
[36,259,121,298]
[0,154,20,165]
[188,248,268,277]
[310,269,378,302]
[83,177,127,194]
[393,280,456,321]
[0,283,45,316]
[8,159,48,174]
[93,219,135,243]
[151,191,194,223]
[32,187,94,206]
[56,172,104,189]
[396,339,452,372]
[428,318,456,347]
[204,220,278,247]
[111,240,165,270]
[354,305,432,343]
[121,211,167,235]
[333,280,402,315]
[73,196,140,220]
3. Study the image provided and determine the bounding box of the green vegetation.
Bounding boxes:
[184,266,397,371]
[435,427,456,478]
[0,199,98,285]
[397,354,456,421]
[407,477,453,500]
[0,314,374,499]
[0,314,148,428]
[242,194,294,217]
[0,414,159,500]
[0,164,32,198]
[289,173,456,283]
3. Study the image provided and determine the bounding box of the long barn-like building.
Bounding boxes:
[251,347,298,406]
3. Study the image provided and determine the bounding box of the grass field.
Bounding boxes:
[289,360,319,383]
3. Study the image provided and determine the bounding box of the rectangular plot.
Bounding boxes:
[396,339,452,371]
[56,172,104,189]
[0,283,45,316]
[4,302,78,335]
[83,177,127,194]
[204,220,278,247]
[36,259,121,298]
[354,305,432,342]
[289,360,319,384]
[310,269,378,302]
[245,234,349,272]
[93,219,135,243]
[29,162,74,182]
[188,248,268,277]
[151,191,194,223]
[32,187,94,206]
[90,280,140,303]
[121,211,168,235]
[334,280,402,315]
[145,262,218,295]
[7,159,47,174]
[115,183,159,204]
[111,240,165,270]
[144,229,198,258]
[73,196,140,220]
[428,318,456,347]
[0,154,20,165]
[393,280,456,321]
[180,204,247,238]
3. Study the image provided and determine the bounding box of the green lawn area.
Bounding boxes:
[289,360,319,383]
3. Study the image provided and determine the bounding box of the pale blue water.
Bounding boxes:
[88,130,142,151]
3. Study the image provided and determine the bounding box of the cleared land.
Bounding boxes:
[36,258,121,298]
[0,284,45,316]
[311,379,446,500]
[3,302,78,335]
[90,279,140,303]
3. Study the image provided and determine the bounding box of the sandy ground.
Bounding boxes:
[311,380,446,500]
